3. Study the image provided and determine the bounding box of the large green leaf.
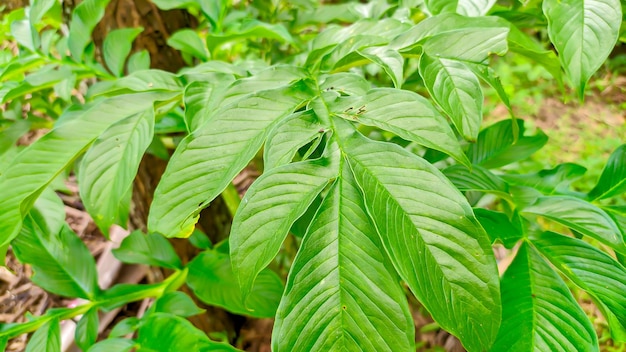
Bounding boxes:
[264,110,327,170]
[12,214,100,299]
[206,19,293,52]
[443,164,511,199]
[319,72,371,96]
[187,250,283,318]
[68,0,112,60]
[331,88,469,166]
[533,232,626,329]
[87,338,135,352]
[30,0,57,24]
[112,231,182,269]
[136,313,241,351]
[419,53,482,141]
[467,119,548,169]
[75,308,99,351]
[588,144,626,200]
[103,27,143,77]
[25,319,60,352]
[392,13,509,62]
[310,19,408,67]
[335,119,500,352]
[88,70,183,98]
[491,242,598,351]
[167,29,209,62]
[273,164,414,351]
[474,209,523,248]
[149,80,313,238]
[522,196,625,254]
[0,92,175,247]
[543,0,622,98]
[425,0,496,16]
[151,291,204,317]
[507,24,564,87]
[357,46,404,88]
[78,109,154,236]
[183,80,231,132]
[230,154,338,296]
[502,163,587,195]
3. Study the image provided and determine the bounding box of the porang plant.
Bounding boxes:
[0,0,625,351]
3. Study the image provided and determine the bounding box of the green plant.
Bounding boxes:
[1,0,625,351]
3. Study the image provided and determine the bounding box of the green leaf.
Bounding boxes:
[264,110,327,170]
[109,317,140,338]
[419,53,482,141]
[309,19,406,66]
[588,144,626,200]
[30,0,57,24]
[467,119,548,169]
[443,164,511,199]
[533,232,626,330]
[25,319,60,352]
[11,20,38,52]
[465,62,515,120]
[88,70,182,98]
[112,231,182,269]
[183,80,231,132]
[32,187,66,236]
[424,0,456,14]
[357,46,404,88]
[273,165,415,351]
[12,216,100,299]
[87,338,135,352]
[603,205,626,235]
[0,92,176,247]
[2,66,75,103]
[474,209,523,248]
[0,119,30,155]
[68,0,112,60]
[75,308,99,351]
[152,291,204,317]
[103,27,143,77]
[502,163,587,195]
[543,0,622,98]
[522,196,625,254]
[392,13,509,62]
[206,19,293,52]
[127,50,150,73]
[507,24,564,88]
[230,154,338,297]
[425,0,496,16]
[149,78,312,238]
[336,120,500,352]
[332,88,469,166]
[319,72,371,96]
[136,313,241,352]
[79,109,154,236]
[167,29,209,61]
[187,250,283,318]
[491,242,598,351]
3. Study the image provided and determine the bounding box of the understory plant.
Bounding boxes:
[1,0,625,351]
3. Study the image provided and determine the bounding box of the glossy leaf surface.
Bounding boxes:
[337,121,500,352]
[187,250,283,318]
[492,242,598,351]
[78,109,154,236]
[543,0,621,98]
[273,166,414,351]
